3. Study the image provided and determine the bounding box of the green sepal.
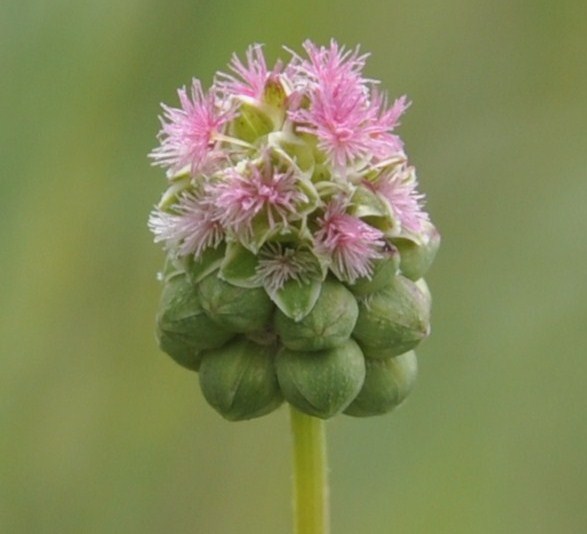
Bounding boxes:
[197,273,274,333]
[274,279,358,351]
[239,216,274,254]
[262,77,287,113]
[199,337,283,421]
[296,176,322,217]
[219,241,262,288]
[271,131,316,174]
[276,338,366,419]
[392,223,441,281]
[268,277,322,322]
[311,163,332,184]
[229,102,275,143]
[350,184,392,220]
[344,351,417,417]
[158,256,185,284]
[185,244,226,285]
[165,165,191,183]
[157,177,191,211]
[353,275,431,356]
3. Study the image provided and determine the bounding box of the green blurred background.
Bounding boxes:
[2,1,586,532]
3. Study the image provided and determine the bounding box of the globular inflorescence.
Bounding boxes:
[148,40,440,421]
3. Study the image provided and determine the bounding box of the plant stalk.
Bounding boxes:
[290,406,330,534]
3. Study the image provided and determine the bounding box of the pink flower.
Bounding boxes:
[371,166,429,234]
[289,40,371,166]
[255,243,320,293]
[314,199,385,283]
[215,43,271,101]
[149,79,233,176]
[211,159,306,239]
[288,40,408,167]
[148,192,223,258]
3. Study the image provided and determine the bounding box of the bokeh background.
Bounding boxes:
[2,1,586,533]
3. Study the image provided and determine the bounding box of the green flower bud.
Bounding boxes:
[276,338,366,419]
[274,279,358,351]
[353,275,431,356]
[393,223,440,281]
[156,274,235,370]
[344,351,417,417]
[347,248,400,297]
[199,337,283,421]
[197,273,274,333]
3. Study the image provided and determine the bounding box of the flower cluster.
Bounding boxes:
[149,40,433,287]
[149,40,440,421]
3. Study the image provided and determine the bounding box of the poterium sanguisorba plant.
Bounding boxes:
[148,40,440,534]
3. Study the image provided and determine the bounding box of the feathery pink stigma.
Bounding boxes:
[362,92,410,160]
[149,79,232,176]
[289,40,372,167]
[314,199,385,283]
[291,39,369,89]
[215,44,270,101]
[148,193,223,258]
[212,162,306,238]
[288,40,409,167]
[372,166,429,234]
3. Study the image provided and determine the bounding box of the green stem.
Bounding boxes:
[290,406,330,534]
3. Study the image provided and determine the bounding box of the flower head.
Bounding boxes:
[149,79,233,176]
[149,40,439,421]
[314,199,385,283]
[149,40,435,285]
